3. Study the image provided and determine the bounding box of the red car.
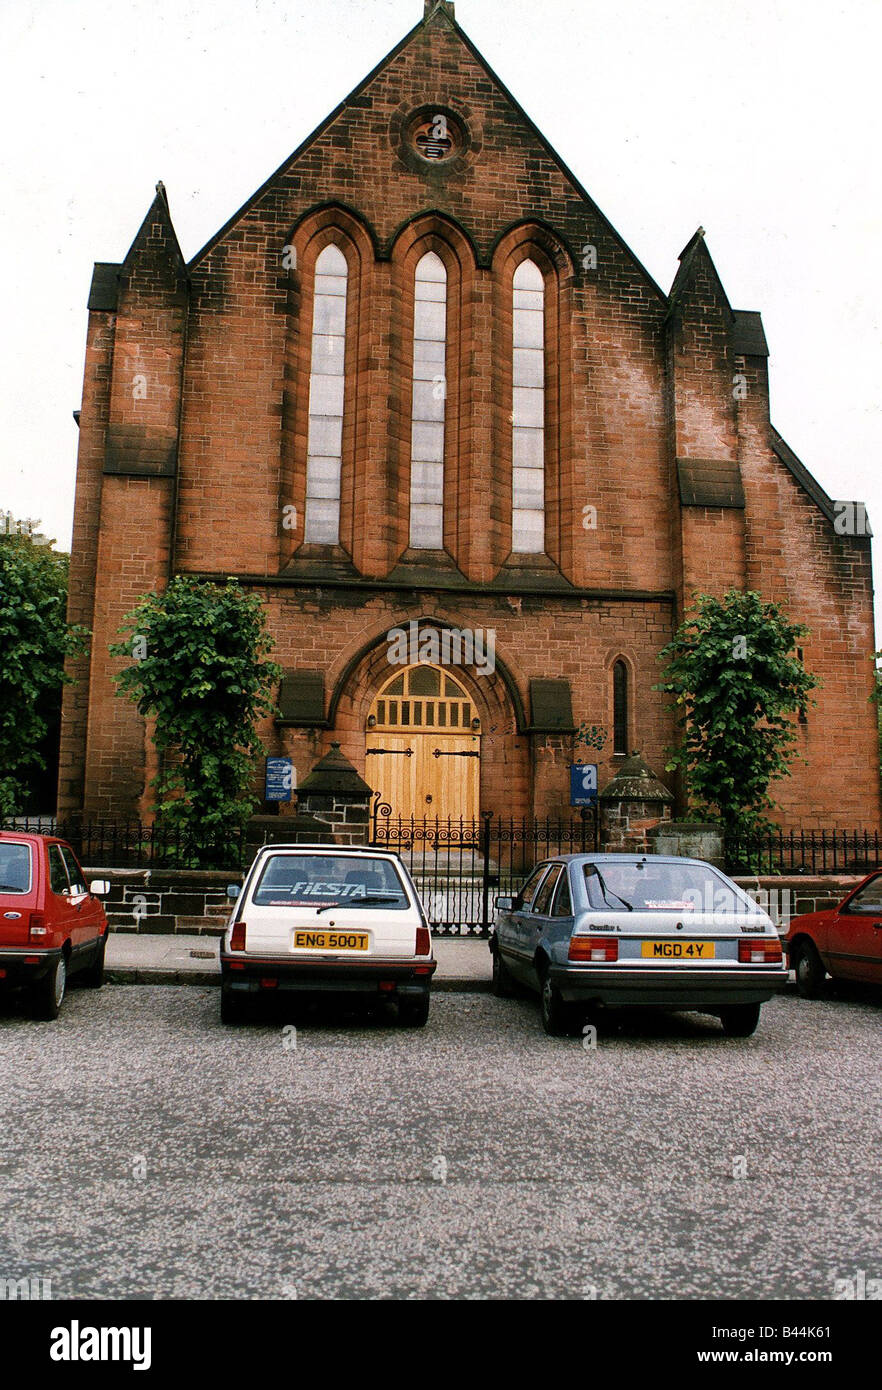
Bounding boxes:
[0,832,110,1019]
[785,870,882,997]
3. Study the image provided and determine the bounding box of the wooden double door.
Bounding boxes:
[366,665,480,822]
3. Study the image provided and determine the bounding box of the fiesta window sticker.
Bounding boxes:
[284,881,368,898]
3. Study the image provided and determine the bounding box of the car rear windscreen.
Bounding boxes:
[582,860,753,914]
[0,843,32,894]
[252,854,410,909]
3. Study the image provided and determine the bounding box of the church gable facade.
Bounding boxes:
[60,0,880,830]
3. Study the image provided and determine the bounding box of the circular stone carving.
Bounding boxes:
[391,104,478,176]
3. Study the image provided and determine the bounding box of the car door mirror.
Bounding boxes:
[227,884,241,900]
[494,896,515,912]
[89,880,110,896]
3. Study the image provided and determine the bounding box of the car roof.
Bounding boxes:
[546,853,721,868]
[252,843,401,856]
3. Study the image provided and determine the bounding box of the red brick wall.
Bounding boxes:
[254,592,677,825]
[59,309,114,814]
[60,7,880,831]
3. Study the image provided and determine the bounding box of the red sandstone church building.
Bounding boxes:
[59,0,880,830]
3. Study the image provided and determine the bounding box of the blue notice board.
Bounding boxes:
[570,763,598,807]
[265,757,294,802]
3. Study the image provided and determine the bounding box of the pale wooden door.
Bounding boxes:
[366,665,481,821]
[365,733,419,819]
[416,735,480,820]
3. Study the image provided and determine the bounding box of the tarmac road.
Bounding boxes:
[0,984,880,1300]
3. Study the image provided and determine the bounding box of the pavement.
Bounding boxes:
[106,932,492,989]
[2,984,881,1299]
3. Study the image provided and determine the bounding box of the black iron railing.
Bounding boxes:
[5,814,878,934]
[723,829,882,877]
[0,815,250,872]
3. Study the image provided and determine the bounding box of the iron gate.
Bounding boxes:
[369,804,599,936]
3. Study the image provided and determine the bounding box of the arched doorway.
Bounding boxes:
[365,665,481,820]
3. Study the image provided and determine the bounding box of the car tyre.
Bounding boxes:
[793,941,826,999]
[539,969,578,1037]
[398,992,430,1028]
[220,985,247,1025]
[33,953,67,1021]
[491,943,516,998]
[718,1002,762,1037]
[81,933,107,988]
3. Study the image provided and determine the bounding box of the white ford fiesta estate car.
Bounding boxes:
[220,844,436,1026]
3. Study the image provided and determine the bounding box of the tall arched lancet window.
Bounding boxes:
[409,252,448,549]
[511,258,546,554]
[304,244,348,544]
[613,660,629,755]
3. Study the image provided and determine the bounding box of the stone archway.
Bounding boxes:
[326,619,530,823]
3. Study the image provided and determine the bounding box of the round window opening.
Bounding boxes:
[412,113,461,162]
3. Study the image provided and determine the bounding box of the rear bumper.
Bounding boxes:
[550,963,788,1008]
[220,954,436,996]
[0,948,62,987]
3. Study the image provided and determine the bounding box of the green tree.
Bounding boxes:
[656,590,818,842]
[0,532,89,818]
[110,577,282,866]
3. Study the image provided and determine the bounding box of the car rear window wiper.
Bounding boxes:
[592,866,633,911]
[316,893,403,915]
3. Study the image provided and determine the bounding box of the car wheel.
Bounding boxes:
[220,986,247,1025]
[491,945,516,998]
[719,1002,762,1037]
[398,992,430,1028]
[539,969,577,1037]
[793,941,826,999]
[33,954,67,1021]
[81,934,107,988]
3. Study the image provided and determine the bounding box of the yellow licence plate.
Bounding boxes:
[294,930,369,952]
[641,940,715,959]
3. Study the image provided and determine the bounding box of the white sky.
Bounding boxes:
[2,0,880,629]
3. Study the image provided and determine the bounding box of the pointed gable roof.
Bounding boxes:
[86,183,186,312]
[187,3,665,299]
[666,226,733,322]
[122,181,186,275]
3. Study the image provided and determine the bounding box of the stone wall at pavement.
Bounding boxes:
[85,867,864,935]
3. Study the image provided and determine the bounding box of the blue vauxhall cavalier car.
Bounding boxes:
[490,854,787,1037]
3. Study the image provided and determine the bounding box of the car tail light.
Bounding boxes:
[28,912,48,941]
[230,922,246,952]
[259,978,278,990]
[739,938,783,964]
[569,935,618,962]
[416,926,431,957]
